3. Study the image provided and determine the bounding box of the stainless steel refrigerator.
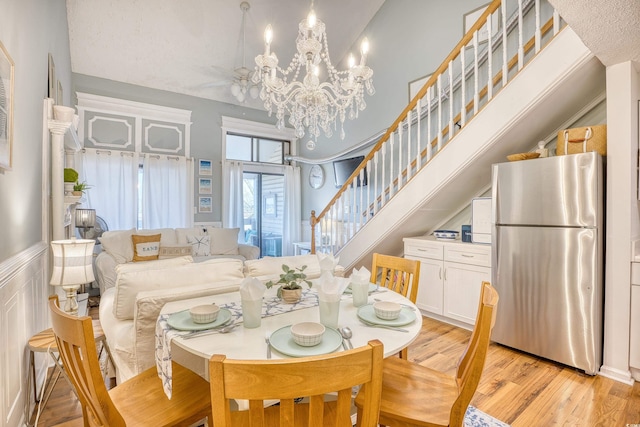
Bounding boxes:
[491,152,604,375]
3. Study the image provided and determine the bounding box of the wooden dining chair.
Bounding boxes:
[370,253,420,304]
[48,296,213,427]
[354,281,499,427]
[370,253,420,359]
[209,339,384,427]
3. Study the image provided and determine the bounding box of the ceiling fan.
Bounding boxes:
[204,1,259,103]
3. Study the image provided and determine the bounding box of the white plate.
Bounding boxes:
[269,325,343,357]
[167,308,232,331]
[357,304,416,327]
[343,283,379,294]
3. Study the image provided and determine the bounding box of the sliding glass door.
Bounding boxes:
[243,171,284,257]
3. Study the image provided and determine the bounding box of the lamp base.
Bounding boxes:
[62,286,79,316]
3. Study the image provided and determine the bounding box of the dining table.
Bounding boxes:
[155,281,422,400]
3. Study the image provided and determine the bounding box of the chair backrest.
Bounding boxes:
[209,340,384,427]
[48,296,125,426]
[370,253,421,303]
[450,281,499,426]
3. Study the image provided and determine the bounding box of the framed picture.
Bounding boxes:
[408,73,432,103]
[199,196,212,213]
[199,159,212,176]
[0,41,14,170]
[463,3,500,44]
[198,177,212,194]
[48,53,56,101]
[263,194,277,217]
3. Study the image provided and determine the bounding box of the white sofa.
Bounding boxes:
[95,226,260,294]
[99,254,344,383]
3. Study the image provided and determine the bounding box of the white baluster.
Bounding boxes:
[351,181,357,239]
[359,168,364,229]
[502,1,508,87]
[373,151,379,214]
[518,0,524,71]
[407,109,412,181]
[535,0,541,53]
[366,159,372,220]
[473,31,479,115]
[397,123,403,191]
[437,74,443,151]
[381,144,386,208]
[461,45,466,128]
[389,132,395,198]
[416,98,422,170]
[448,61,454,140]
[426,86,432,162]
[487,12,493,101]
[553,10,560,35]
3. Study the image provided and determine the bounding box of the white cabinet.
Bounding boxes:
[404,236,491,327]
[630,263,640,380]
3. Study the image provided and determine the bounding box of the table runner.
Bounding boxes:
[155,288,322,398]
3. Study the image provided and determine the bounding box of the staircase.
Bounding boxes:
[310,0,605,271]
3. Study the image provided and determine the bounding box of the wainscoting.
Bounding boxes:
[0,242,49,427]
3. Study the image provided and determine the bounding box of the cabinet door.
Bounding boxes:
[406,255,443,315]
[443,262,490,325]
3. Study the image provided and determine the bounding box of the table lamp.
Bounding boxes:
[75,208,96,239]
[50,239,95,315]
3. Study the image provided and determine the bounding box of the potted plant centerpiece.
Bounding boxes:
[64,168,78,195]
[265,264,312,303]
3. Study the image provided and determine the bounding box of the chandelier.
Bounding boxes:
[253,1,374,150]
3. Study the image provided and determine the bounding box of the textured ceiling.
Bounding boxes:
[66,0,385,108]
[548,0,640,67]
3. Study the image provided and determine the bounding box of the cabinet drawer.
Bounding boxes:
[404,239,443,259]
[444,245,490,267]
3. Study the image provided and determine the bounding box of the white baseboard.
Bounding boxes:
[599,365,635,385]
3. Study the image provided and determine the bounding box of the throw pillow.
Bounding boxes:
[131,234,161,262]
[209,227,240,255]
[186,234,211,257]
[158,244,193,259]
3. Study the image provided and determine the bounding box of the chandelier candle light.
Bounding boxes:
[253,1,374,150]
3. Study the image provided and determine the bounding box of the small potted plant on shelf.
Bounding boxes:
[72,181,92,197]
[265,264,312,303]
[64,168,79,195]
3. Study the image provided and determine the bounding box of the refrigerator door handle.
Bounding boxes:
[443,267,446,281]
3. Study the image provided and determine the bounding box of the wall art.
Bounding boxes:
[0,41,14,170]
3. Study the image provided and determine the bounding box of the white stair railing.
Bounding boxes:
[310,0,563,255]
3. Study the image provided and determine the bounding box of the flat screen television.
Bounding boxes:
[333,156,367,188]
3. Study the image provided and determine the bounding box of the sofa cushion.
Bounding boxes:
[186,234,211,257]
[115,256,193,275]
[209,227,240,255]
[132,281,240,373]
[132,234,161,261]
[113,258,245,320]
[175,227,206,244]
[244,254,322,282]
[158,244,193,259]
[100,228,178,263]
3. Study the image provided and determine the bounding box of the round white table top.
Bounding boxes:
[160,286,422,361]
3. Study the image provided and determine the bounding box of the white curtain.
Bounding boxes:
[81,149,138,231]
[222,160,244,230]
[282,165,301,256]
[141,155,191,229]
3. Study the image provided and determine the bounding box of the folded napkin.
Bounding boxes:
[317,274,350,302]
[317,253,340,276]
[350,266,371,285]
[239,276,265,301]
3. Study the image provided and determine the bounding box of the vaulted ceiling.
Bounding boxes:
[66,0,385,109]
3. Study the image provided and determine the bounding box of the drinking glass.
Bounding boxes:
[318,297,340,329]
[351,281,369,307]
[241,298,262,328]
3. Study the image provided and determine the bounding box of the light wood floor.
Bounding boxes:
[33,310,640,426]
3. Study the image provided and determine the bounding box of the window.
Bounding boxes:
[226,133,289,164]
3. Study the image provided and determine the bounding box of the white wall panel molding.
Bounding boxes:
[0,242,48,426]
[87,116,134,149]
[77,92,192,157]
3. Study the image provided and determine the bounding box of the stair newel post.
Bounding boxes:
[310,210,317,255]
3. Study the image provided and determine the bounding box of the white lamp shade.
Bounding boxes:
[75,208,96,228]
[50,239,96,286]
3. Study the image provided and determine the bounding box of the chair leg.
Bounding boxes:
[399,347,408,360]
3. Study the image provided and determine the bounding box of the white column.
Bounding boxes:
[49,121,72,241]
[600,61,639,385]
